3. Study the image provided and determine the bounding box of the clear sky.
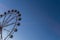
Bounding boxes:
[0,0,60,40]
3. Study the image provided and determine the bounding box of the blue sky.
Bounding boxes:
[0,0,60,40]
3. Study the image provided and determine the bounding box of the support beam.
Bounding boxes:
[0,26,2,40]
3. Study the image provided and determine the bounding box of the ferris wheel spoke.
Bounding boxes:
[4,29,10,32]
[4,14,11,24]
[4,23,16,27]
[6,16,16,24]
[2,13,7,25]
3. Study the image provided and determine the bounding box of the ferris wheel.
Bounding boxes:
[0,9,21,40]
